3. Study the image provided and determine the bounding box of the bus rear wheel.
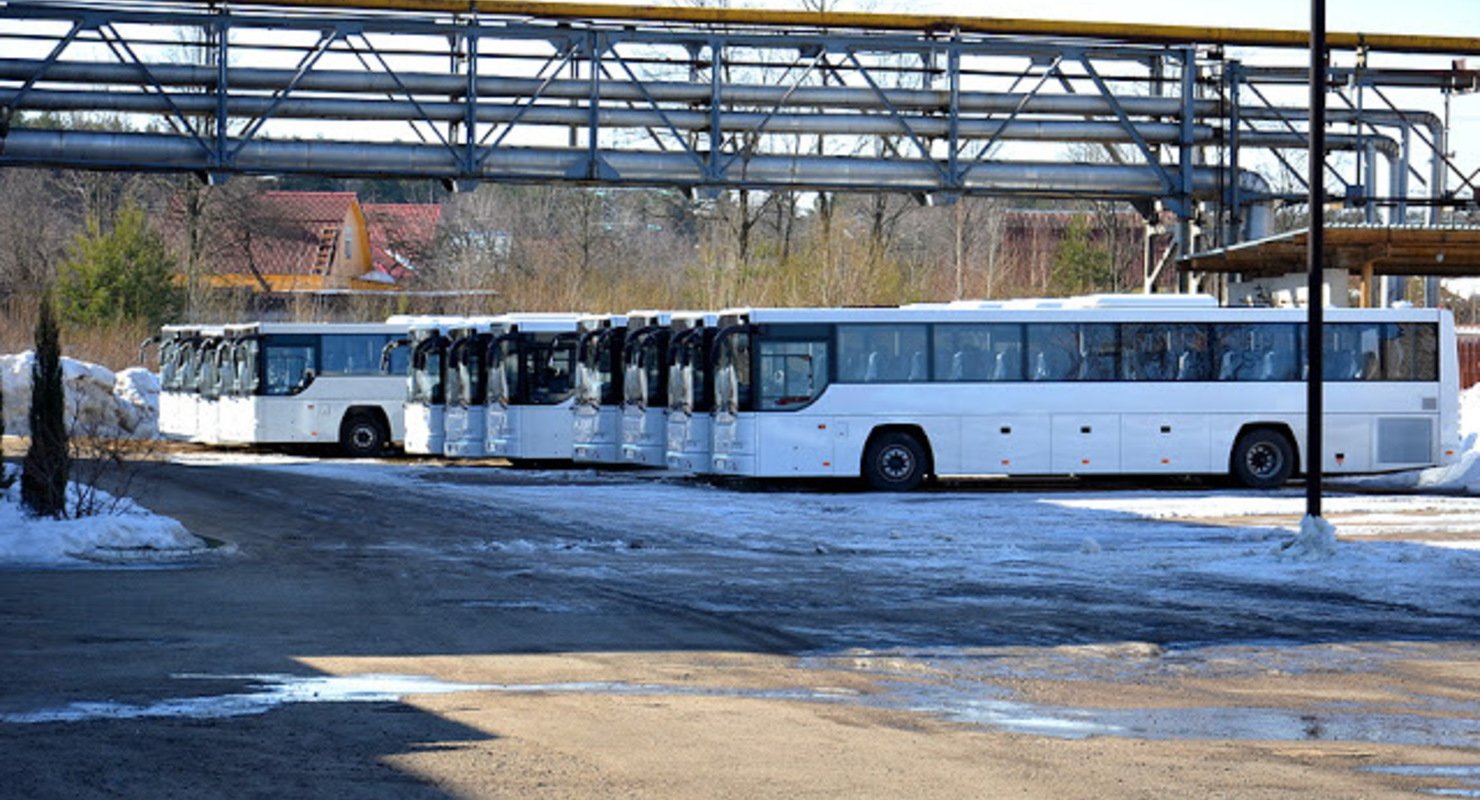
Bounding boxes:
[340,413,387,458]
[1231,428,1294,489]
[863,431,928,492]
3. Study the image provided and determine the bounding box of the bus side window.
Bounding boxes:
[1076,324,1118,381]
[1027,324,1077,381]
[1173,324,1212,381]
[1410,324,1439,381]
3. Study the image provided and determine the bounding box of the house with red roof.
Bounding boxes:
[202,191,441,294]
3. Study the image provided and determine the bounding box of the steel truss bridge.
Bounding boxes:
[1,0,1478,259]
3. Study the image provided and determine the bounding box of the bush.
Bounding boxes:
[56,200,183,330]
[21,294,69,517]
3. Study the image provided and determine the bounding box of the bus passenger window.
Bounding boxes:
[1122,324,1172,381]
[1076,324,1118,381]
[1323,324,1379,381]
[933,324,1020,381]
[838,325,927,383]
[1173,325,1212,381]
[1027,324,1077,381]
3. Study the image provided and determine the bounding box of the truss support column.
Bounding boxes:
[213,14,229,175]
[463,23,479,180]
[707,38,722,183]
[946,36,961,193]
[1227,60,1243,245]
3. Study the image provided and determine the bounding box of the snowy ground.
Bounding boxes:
[169,453,1480,648]
[0,479,212,567]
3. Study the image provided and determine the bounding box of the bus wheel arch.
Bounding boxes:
[861,425,934,491]
[1229,423,1298,489]
[340,407,390,458]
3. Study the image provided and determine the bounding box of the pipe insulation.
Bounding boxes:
[0,127,1272,201]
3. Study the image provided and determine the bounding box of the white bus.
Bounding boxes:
[443,318,510,458]
[198,322,411,456]
[156,325,199,441]
[619,311,677,467]
[665,312,720,473]
[708,295,1458,490]
[572,313,628,464]
[157,325,226,443]
[387,322,454,456]
[486,314,584,461]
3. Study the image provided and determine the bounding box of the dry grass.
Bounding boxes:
[1,296,155,371]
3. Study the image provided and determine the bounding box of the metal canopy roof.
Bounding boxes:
[1178,226,1480,277]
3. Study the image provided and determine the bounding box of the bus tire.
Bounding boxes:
[340,412,387,458]
[1230,428,1294,489]
[863,431,928,492]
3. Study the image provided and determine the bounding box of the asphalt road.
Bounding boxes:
[1,460,1477,798]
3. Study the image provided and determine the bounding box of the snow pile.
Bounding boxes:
[1277,514,1338,561]
[0,479,207,566]
[0,352,159,439]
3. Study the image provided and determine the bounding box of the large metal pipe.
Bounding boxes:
[104,0,1480,56]
[0,127,1275,200]
[0,59,1445,142]
[2,86,1402,157]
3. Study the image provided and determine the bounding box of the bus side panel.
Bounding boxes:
[711,413,759,476]
[443,404,487,458]
[1050,414,1121,474]
[755,414,836,475]
[486,405,517,458]
[403,403,444,455]
[1326,414,1373,473]
[573,406,621,463]
[1121,414,1212,474]
[666,412,714,473]
[958,414,1051,475]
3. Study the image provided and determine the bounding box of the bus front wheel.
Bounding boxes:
[1230,429,1294,489]
[340,413,387,458]
[863,431,928,491]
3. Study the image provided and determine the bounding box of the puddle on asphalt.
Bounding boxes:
[0,673,830,725]
[875,681,1480,747]
[1364,766,1480,797]
[6,655,1479,758]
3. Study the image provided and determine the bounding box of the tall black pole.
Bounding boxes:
[1306,0,1326,518]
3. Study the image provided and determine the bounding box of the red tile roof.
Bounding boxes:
[364,202,442,280]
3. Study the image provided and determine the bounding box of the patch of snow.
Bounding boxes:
[0,673,497,724]
[0,481,207,567]
[1,351,159,439]
[1277,514,1338,561]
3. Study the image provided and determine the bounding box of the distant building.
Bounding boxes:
[203,191,442,295]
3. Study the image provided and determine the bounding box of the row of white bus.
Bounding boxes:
[150,295,1460,490]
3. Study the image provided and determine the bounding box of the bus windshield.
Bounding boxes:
[622,328,669,408]
[488,335,519,406]
[409,338,446,405]
[160,340,183,390]
[576,329,620,408]
[448,336,488,406]
[668,329,710,414]
[529,334,578,405]
[714,328,752,415]
[233,338,259,395]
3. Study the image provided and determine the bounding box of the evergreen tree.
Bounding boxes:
[21,294,69,518]
[1049,215,1115,296]
[56,200,183,329]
